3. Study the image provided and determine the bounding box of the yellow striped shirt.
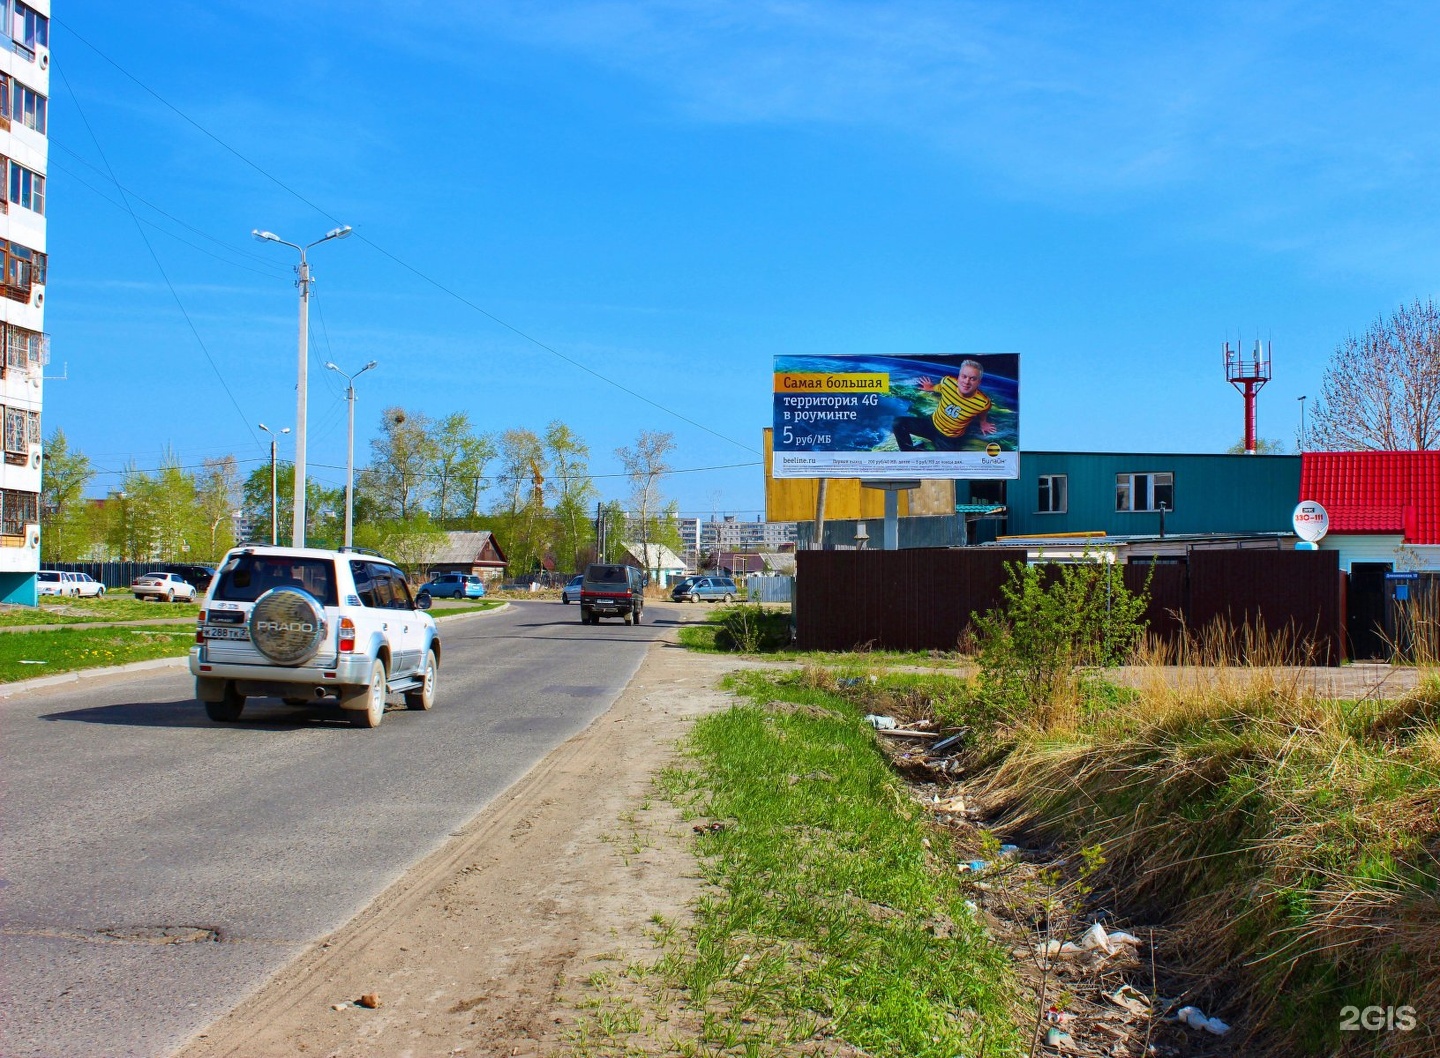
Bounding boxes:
[931,376,991,437]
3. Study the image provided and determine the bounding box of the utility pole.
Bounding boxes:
[257,423,289,545]
[325,360,378,547]
[253,225,352,546]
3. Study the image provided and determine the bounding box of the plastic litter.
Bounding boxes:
[1177,1006,1230,1035]
[838,677,861,688]
[959,859,988,873]
[997,843,1021,859]
[1034,940,1082,957]
[864,714,897,730]
[930,732,967,754]
[1045,1026,1076,1049]
[1108,930,1142,947]
[1045,1007,1075,1025]
[1079,923,1112,951]
[1105,984,1152,1016]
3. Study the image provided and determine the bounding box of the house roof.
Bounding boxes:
[1299,451,1440,544]
[621,542,687,570]
[430,530,507,565]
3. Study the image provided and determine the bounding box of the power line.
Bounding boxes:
[50,157,291,280]
[51,139,290,273]
[54,63,262,452]
[55,18,760,456]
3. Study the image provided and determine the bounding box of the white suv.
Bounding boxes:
[189,545,440,728]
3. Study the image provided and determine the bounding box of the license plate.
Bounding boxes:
[205,626,251,640]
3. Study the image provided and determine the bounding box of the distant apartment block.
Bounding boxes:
[0,0,48,604]
[678,516,797,563]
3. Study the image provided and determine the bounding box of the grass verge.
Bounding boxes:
[677,605,960,667]
[628,667,1023,1057]
[427,599,505,616]
[2,595,199,626]
[0,624,194,681]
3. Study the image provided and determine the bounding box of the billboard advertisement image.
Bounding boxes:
[772,353,1020,479]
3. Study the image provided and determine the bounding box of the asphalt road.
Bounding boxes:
[0,599,688,1058]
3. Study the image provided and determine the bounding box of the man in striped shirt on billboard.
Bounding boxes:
[892,359,997,451]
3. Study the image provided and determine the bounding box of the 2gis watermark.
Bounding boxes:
[1339,1005,1417,1032]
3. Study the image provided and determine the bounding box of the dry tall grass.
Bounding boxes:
[973,638,1440,1056]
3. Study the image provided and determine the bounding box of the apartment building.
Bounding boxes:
[0,0,48,604]
[677,516,798,565]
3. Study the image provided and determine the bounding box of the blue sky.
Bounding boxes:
[48,1,1440,518]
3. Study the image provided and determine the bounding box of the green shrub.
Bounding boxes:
[714,604,791,653]
[973,559,1148,729]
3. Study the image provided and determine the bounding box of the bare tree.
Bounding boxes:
[616,430,674,580]
[1309,300,1440,451]
[364,407,436,519]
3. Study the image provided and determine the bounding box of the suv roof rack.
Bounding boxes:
[338,545,384,557]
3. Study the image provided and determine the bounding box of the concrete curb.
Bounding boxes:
[0,655,190,697]
[0,602,512,699]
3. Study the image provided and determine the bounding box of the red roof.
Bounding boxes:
[1299,452,1440,544]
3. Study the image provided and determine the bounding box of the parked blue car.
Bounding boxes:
[670,575,738,603]
[420,573,487,599]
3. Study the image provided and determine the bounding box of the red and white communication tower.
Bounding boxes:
[1224,340,1272,454]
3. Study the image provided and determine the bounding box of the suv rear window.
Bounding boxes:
[585,565,630,585]
[213,554,339,606]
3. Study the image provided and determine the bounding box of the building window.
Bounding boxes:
[1116,472,1174,513]
[4,405,25,453]
[25,408,38,443]
[1037,474,1067,514]
[8,161,42,214]
[5,325,45,373]
[10,2,47,58]
[0,239,43,299]
[10,79,43,133]
[1,487,38,535]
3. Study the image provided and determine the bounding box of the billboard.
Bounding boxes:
[772,353,1020,479]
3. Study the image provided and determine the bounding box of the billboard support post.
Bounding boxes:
[862,480,921,551]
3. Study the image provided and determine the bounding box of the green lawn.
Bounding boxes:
[1,594,199,627]
[427,599,504,616]
[0,624,194,682]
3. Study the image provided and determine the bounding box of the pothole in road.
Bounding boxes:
[4,923,221,945]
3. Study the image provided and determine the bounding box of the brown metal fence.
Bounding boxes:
[796,548,1343,662]
[1186,549,1342,664]
[795,549,1026,651]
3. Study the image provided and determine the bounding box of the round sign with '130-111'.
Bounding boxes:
[1292,500,1330,543]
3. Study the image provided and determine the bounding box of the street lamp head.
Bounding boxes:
[324,362,339,372]
[325,225,353,241]
[253,230,281,243]
[360,360,378,374]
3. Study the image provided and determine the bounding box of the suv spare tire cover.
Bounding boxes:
[249,587,327,666]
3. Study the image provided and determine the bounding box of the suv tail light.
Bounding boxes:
[195,612,205,644]
[338,616,356,653]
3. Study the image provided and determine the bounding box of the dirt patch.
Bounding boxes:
[175,643,755,1058]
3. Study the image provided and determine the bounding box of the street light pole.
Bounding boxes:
[257,424,290,545]
[253,225,352,547]
[1297,395,1307,451]
[324,360,378,547]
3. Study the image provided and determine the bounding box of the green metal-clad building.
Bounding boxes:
[958,452,1301,541]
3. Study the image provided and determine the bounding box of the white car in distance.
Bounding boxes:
[38,570,80,596]
[132,572,197,602]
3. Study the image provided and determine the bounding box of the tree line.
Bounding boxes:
[41,411,684,575]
